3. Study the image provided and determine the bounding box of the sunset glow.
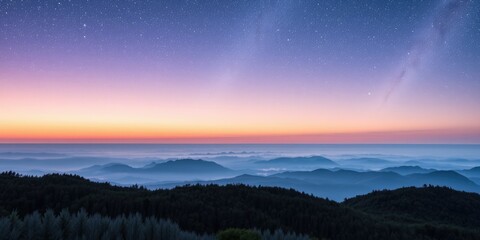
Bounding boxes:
[1,0,479,143]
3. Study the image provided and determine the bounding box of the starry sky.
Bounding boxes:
[1,0,480,143]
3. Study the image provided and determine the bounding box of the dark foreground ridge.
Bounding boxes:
[0,172,479,240]
[344,185,480,228]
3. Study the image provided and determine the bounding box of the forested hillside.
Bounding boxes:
[344,185,480,228]
[0,172,479,240]
[0,209,212,240]
[0,209,311,240]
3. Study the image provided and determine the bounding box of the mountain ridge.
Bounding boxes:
[0,172,479,240]
[76,159,232,175]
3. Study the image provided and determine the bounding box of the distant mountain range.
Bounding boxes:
[149,173,369,201]
[76,159,233,175]
[380,165,435,175]
[150,167,480,201]
[0,156,126,171]
[254,156,338,169]
[252,155,480,171]
[337,157,398,169]
[64,157,480,201]
[458,166,480,178]
[4,154,480,201]
[275,168,480,198]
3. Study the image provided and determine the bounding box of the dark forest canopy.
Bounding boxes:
[0,209,309,240]
[0,172,479,240]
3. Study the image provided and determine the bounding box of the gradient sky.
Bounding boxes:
[1,0,480,143]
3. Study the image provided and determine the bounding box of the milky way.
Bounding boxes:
[1,0,479,143]
[383,0,469,102]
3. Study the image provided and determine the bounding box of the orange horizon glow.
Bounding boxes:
[2,73,480,144]
[2,1,480,144]
[2,127,480,144]
[2,41,480,144]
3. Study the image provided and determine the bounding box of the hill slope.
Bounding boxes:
[344,186,480,229]
[270,168,480,199]
[254,156,338,169]
[144,159,231,173]
[0,172,479,240]
[380,166,435,175]
[76,159,232,175]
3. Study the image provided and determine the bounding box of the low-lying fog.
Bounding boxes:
[1,144,480,201]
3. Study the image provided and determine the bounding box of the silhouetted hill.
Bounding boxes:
[0,172,479,240]
[471,178,480,185]
[145,159,231,173]
[458,166,480,178]
[79,163,136,173]
[339,157,396,168]
[150,174,366,201]
[254,156,338,168]
[274,168,404,187]
[268,168,480,199]
[407,171,479,191]
[402,159,480,170]
[273,168,407,192]
[72,159,238,185]
[77,159,232,175]
[344,186,480,229]
[469,166,480,172]
[0,172,379,240]
[152,168,480,201]
[381,166,435,175]
[142,161,161,168]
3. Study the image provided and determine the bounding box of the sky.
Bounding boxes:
[1,0,479,143]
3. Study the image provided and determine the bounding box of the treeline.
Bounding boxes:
[0,209,210,240]
[0,209,310,240]
[344,185,480,228]
[1,172,480,240]
[0,172,379,240]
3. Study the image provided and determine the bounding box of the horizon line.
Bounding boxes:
[0,142,479,145]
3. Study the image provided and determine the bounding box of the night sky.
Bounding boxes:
[1,0,479,143]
